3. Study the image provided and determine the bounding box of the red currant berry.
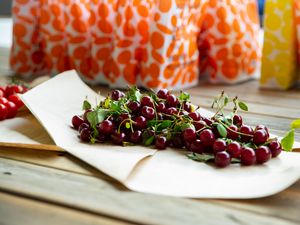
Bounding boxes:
[199,129,215,147]
[226,125,239,140]
[213,139,227,153]
[72,115,84,130]
[155,136,168,150]
[111,90,125,100]
[190,139,205,153]
[188,112,201,121]
[5,85,24,97]
[268,140,282,158]
[0,103,8,120]
[241,147,256,166]
[157,89,169,99]
[183,127,197,142]
[253,129,268,145]
[0,89,4,97]
[166,94,178,107]
[134,116,147,129]
[8,94,24,108]
[256,146,271,164]
[4,101,18,119]
[215,151,231,168]
[240,125,254,142]
[227,141,241,158]
[142,106,155,120]
[141,96,154,108]
[0,97,8,105]
[233,114,243,126]
[98,120,114,135]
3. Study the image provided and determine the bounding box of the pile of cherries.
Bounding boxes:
[0,84,26,120]
[71,88,283,168]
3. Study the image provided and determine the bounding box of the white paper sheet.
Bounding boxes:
[15,70,300,198]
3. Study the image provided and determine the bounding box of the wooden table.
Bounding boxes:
[1,77,300,225]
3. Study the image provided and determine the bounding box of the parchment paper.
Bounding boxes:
[5,70,300,198]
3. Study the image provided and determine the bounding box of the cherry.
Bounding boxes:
[233,114,243,126]
[142,106,155,120]
[199,129,215,147]
[80,128,91,142]
[111,90,125,100]
[0,89,4,97]
[0,97,8,105]
[166,94,178,107]
[179,110,189,116]
[171,134,184,148]
[97,133,107,143]
[190,139,205,153]
[128,101,141,112]
[183,127,197,142]
[5,85,24,97]
[213,139,227,153]
[157,89,169,99]
[253,129,268,145]
[141,96,154,108]
[156,102,166,113]
[227,141,241,158]
[155,136,168,150]
[215,151,231,168]
[134,116,147,129]
[256,146,271,164]
[98,120,114,135]
[240,125,254,142]
[0,103,8,120]
[8,94,24,108]
[203,117,213,127]
[4,101,18,119]
[241,147,256,166]
[188,112,201,121]
[268,140,282,158]
[119,113,130,122]
[111,131,126,145]
[227,125,239,140]
[78,123,90,133]
[165,107,178,115]
[183,102,192,112]
[194,120,206,131]
[130,130,142,143]
[255,125,270,138]
[72,115,84,129]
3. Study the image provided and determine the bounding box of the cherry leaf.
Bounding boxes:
[281,129,294,152]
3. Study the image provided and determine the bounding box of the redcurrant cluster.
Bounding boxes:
[71,87,283,168]
[0,84,26,120]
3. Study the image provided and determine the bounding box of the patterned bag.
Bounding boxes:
[10,0,260,90]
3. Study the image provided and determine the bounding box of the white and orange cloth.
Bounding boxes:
[10,0,260,89]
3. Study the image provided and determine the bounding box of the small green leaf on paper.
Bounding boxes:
[281,129,294,152]
[187,153,214,163]
[217,123,227,138]
[291,119,300,129]
[238,101,248,111]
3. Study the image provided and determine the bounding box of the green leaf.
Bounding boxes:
[231,158,241,164]
[223,96,229,106]
[187,153,214,163]
[179,91,190,101]
[217,123,227,138]
[291,119,300,129]
[127,86,142,102]
[82,100,91,110]
[238,101,248,111]
[147,120,157,127]
[87,109,107,129]
[144,136,155,146]
[156,120,173,131]
[281,129,295,152]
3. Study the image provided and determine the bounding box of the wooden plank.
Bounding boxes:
[0,157,297,225]
[0,192,133,225]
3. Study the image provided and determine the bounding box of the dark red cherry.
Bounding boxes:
[256,146,271,164]
[241,147,256,166]
[215,151,231,168]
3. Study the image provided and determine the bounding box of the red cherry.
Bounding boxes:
[199,129,215,147]
[0,97,8,105]
[256,146,271,164]
[190,139,205,153]
[227,141,241,158]
[98,120,114,135]
[241,147,256,166]
[253,129,268,145]
[183,127,197,142]
[8,94,24,108]
[215,151,231,168]
[155,136,168,150]
[213,139,227,153]
[227,125,239,140]
[233,114,243,126]
[188,112,201,121]
[157,89,169,99]
[0,103,8,120]
[72,115,84,129]
[240,125,254,142]
[166,94,178,107]
[4,101,18,118]
[0,89,4,97]
[268,140,282,158]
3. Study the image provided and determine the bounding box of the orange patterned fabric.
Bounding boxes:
[10,0,260,89]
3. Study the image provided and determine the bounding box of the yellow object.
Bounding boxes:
[261,0,300,90]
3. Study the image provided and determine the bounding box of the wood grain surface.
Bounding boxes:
[1,72,300,224]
